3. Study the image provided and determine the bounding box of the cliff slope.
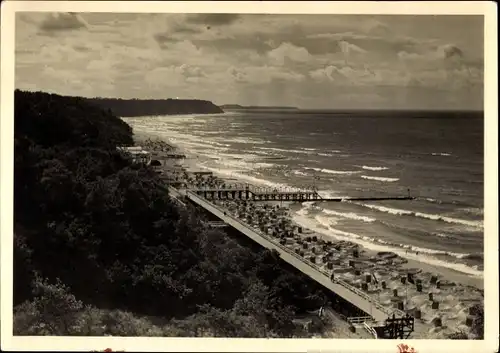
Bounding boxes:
[86,97,224,117]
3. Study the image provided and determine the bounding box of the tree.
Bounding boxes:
[14,277,83,335]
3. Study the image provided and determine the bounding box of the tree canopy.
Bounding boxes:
[13,90,328,337]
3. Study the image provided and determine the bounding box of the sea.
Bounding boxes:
[123,109,484,278]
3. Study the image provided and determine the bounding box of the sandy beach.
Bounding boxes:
[133,131,484,339]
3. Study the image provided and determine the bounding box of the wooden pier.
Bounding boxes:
[185,190,409,327]
[189,185,414,202]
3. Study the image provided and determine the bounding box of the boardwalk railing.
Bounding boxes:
[347,316,373,324]
[363,321,379,339]
[186,191,405,321]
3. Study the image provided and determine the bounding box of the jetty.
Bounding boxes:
[189,184,415,203]
[183,189,415,338]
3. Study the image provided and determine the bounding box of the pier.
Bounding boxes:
[184,190,414,337]
[188,184,415,202]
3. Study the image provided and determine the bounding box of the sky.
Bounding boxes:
[15,12,484,110]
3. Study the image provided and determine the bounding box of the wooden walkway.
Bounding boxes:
[186,190,403,324]
[189,186,414,202]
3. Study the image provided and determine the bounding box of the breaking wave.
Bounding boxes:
[360,165,389,171]
[322,209,376,223]
[361,175,399,182]
[305,167,361,175]
[350,202,483,229]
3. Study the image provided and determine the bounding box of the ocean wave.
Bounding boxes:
[293,170,310,177]
[422,197,442,204]
[291,211,483,277]
[360,175,399,182]
[460,207,484,216]
[435,233,453,239]
[169,140,230,152]
[213,159,274,171]
[256,146,315,155]
[316,190,341,199]
[217,137,269,145]
[432,152,452,156]
[317,150,342,157]
[302,148,317,151]
[457,253,484,261]
[198,165,302,191]
[305,167,361,175]
[147,130,232,150]
[322,209,376,223]
[359,165,389,171]
[351,202,483,229]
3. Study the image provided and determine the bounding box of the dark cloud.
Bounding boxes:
[442,44,463,59]
[172,23,204,35]
[153,33,179,48]
[153,23,204,48]
[39,12,89,32]
[185,14,240,26]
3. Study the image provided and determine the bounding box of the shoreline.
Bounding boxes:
[133,130,484,339]
[133,130,484,287]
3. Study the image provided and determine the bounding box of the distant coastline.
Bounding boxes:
[221,104,299,111]
[84,97,224,117]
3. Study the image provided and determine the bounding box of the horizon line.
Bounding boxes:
[14,89,484,113]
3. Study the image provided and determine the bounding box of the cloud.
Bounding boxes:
[361,19,390,35]
[309,65,343,82]
[338,40,366,54]
[439,44,463,59]
[185,14,240,26]
[398,43,465,63]
[227,66,305,84]
[39,12,89,32]
[268,42,311,66]
[15,13,484,109]
[145,64,207,88]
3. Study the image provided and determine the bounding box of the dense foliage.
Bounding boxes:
[84,97,223,117]
[13,90,327,337]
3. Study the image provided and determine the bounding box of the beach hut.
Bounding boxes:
[465,316,474,327]
[431,317,442,327]
[414,309,422,319]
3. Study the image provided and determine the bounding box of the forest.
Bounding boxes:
[13,89,330,337]
[82,97,223,117]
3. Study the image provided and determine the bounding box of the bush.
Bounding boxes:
[13,90,332,337]
[14,277,83,335]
